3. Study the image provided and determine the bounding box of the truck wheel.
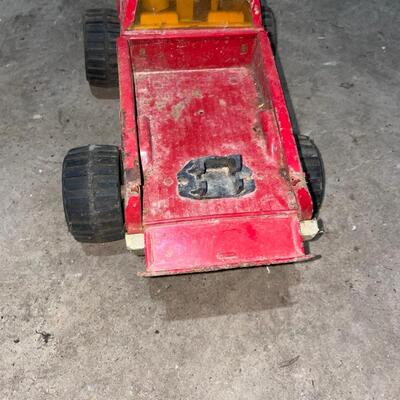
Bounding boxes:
[84,9,119,89]
[260,2,277,53]
[62,145,124,243]
[297,136,325,215]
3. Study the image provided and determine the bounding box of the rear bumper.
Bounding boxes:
[140,212,312,276]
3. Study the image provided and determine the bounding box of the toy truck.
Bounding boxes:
[62,0,324,276]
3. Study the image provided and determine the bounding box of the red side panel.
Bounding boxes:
[254,31,314,219]
[117,38,142,233]
[119,0,137,31]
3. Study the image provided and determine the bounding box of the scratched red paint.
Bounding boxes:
[117,0,314,275]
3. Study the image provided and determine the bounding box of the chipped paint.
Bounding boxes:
[171,101,186,120]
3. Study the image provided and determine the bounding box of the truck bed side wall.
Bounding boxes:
[129,31,258,72]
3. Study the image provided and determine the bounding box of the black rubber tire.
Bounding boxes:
[62,145,124,243]
[84,9,120,88]
[260,2,277,53]
[297,136,325,215]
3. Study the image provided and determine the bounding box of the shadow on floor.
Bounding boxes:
[81,241,127,257]
[89,86,119,100]
[148,264,301,320]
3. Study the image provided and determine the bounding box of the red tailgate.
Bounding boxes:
[142,213,310,276]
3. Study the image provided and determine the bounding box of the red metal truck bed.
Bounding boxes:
[135,67,294,222]
[133,65,310,275]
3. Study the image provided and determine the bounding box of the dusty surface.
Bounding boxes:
[0,0,399,399]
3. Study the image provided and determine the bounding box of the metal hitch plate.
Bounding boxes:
[177,154,255,200]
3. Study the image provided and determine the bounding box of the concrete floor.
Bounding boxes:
[0,0,399,398]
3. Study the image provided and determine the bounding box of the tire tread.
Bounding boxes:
[84,9,119,88]
[297,136,325,215]
[62,145,124,243]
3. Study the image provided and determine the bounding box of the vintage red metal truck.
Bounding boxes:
[62,0,324,276]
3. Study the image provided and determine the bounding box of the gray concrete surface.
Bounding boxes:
[0,0,399,398]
